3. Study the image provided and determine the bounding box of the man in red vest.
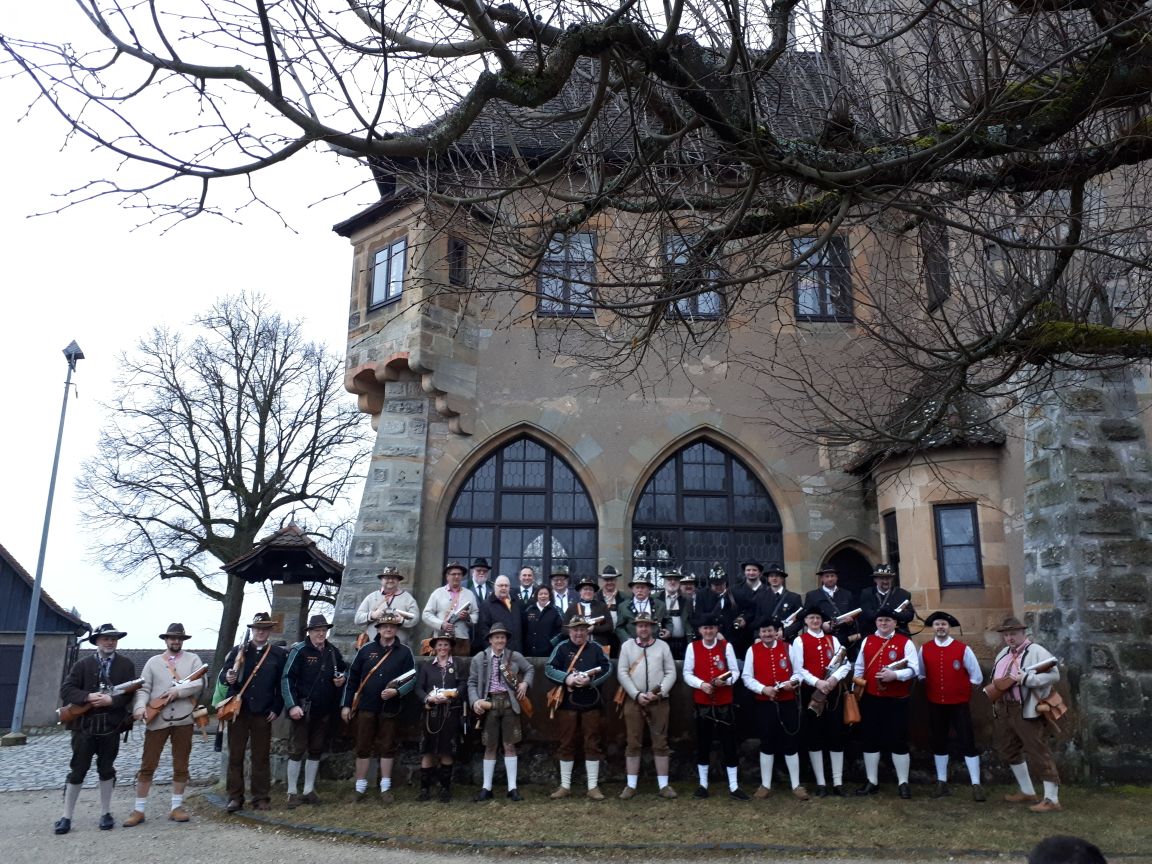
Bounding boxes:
[683,614,748,800]
[790,605,851,796]
[918,611,985,801]
[741,619,807,800]
[853,606,920,798]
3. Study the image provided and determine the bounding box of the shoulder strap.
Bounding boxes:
[352,646,395,703]
[564,642,587,675]
[234,644,273,699]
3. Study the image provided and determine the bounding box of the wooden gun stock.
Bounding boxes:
[983,676,1015,704]
[145,663,208,723]
[57,678,144,725]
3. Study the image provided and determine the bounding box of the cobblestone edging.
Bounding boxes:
[0,730,220,792]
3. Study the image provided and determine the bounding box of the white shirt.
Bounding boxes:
[852,630,920,681]
[918,636,982,685]
[683,638,740,690]
[741,641,799,695]
[790,629,850,685]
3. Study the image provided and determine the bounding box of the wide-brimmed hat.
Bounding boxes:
[765,563,788,578]
[740,560,764,573]
[996,616,1027,633]
[159,623,191,640]
[576,575,599,590]
[550,565,571,580]
[816,564,839,576]
[486,623,512,640]
[696,613,722,629]
[802,605,829,622]
[377,566,404,581]
[632,611,658,627]
[470,557,491,571]
[662,569,682,582]
[600,565,620,580]
[925,611,960,628]
[305,614,332,631]
[564,615,594,629]
[873,564,896,579]
[629,573,655,588]
[444,560,467,576]
[707,570,728,583]
[89,623,127,644]
[428,633,455,647]
[249,612,276,629]
[375,611,406,627]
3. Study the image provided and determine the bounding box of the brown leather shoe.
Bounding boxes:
[122,810,146,828]
[549,786,571,799]
[753,785,773,799]
[168,807,190,823]
[792,786,811,801]
[657,785,677,799]
[225,799,243,813]
[302,791,321,805]
[1030,798,1062,813]
[618,786,637,800]
[586,786,606,800]
[379,790,394,804]
[1004,791,1041,804]
[286,794,302,809]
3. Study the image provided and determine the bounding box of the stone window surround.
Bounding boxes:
[933,501,985,588]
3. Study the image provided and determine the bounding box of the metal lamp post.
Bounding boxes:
[2,341,84,745]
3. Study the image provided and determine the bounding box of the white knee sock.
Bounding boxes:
[657,775,669,789]
[355,778,368,794]
[170,793,183,811]
[726,766,739,791]
[1043,781,1059,803]
[964,755,981,785]
[697,764,710,788]
[585,760,600,790]
[808,752,826,786]
[863,752,881,785]
[504,756,518,790]
[559,760,574,789]
[830,751,844,786]
[99,779,115,813]
[759,754,774,789]
[379,777,391,792]
[482,759,496,790]
[627,774,639,789]
[304,759,320,794]
[785,754,801,789]
[134,796,148,814]
[286,759,302,794]
[934,754,949,782]
[1010,762,1035,796]
[62,783,82,819]
[893,753,910,785]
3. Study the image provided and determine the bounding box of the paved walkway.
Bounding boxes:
[0,729,219,791]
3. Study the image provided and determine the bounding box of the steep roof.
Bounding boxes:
[221,523,344,585]
[0,541,88,634]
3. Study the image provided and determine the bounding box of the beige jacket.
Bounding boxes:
[990,641,1059,719]
[354,589,421,644]
[133,652,206,730]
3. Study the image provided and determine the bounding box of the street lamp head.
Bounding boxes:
[62,341,85,370]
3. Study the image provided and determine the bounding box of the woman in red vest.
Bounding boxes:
[683,614,748,800]
[918,611,985,801]
[852,606,920,798]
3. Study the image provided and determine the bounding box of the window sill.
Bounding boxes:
[795,314,855,324]
[368,295,404,313]
[535,309,596,319]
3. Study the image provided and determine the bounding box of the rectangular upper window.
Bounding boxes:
[793,235,853,322]
[448,236,468,288]
[663,235,724,320]
[538,232,595,316]
[921,217,951,311]
[933,503,984,587]
[370,237,407,308]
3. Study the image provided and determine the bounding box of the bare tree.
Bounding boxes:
[6,1,1152,454]
[77,293,367,663]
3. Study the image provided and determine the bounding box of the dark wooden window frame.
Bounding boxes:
[792,235,854,322]
[921,217,952,312]
[537,231,596,317]
[369,236,408,309]
[933,502,985,587]
[662,234,725,321]
[448,236,468,288]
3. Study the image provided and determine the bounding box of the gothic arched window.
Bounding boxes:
[446,437,597,579]
[632,441,782,588]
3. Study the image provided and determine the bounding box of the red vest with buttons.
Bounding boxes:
[861,633,913,698]
[799,630,836,678]
[921,639,972,704]
[750,640,797,702]
[690,638,734,705]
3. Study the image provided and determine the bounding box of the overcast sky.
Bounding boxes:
[1,3,377,648]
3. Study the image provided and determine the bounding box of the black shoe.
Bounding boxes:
[98,813,115,831]
[972,784,987,803]
[507,789,523,802]
[417,787,432,802]
[856,782,879,796]
[814,785,829,798]
[693,786,710,799]
[898,783,912,800]
[729,788,750,801]
[833,785,849,797]
[473,788,494,802]
[53,817,71,836]
[931,781,950,799]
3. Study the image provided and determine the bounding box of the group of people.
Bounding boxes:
[55,557,1065,833]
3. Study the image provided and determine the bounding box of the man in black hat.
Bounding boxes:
[684,613,747,799]
[567,574,613,648]
[859,564,915,638]
[595,565,629,651]
[545,616,612,799]
[803,565,861,655]
[475,574,526,653]
[125,623,205,827]
[354,566,420,646]
[468,622,533,801]
[697,568,740,642]
[731,560,767,654]
[342,611,416,801]
[219,612,287,812]
[549,566,579,615]
[790,606,851,796]
[659,570,688,659]
[422,561,479,655]
[753,564,804,641]
[467,557,493,603]
[55,624,137,835]
[281,614,348,807]
[918,611,984,801]
[615,573,668,645]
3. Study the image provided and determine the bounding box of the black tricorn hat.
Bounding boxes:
[801,605,829,622]
[925,611,961,628]
[159,623,191,640]
[759,618,785,631]
[874,605,899,621]
[89,623,127,644]
[696,613,723,629]
[305,614,332,631]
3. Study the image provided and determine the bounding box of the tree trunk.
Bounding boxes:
[213,575,247,675]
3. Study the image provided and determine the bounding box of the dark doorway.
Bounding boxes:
[0,644,32,731]
[824,547,874,597]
